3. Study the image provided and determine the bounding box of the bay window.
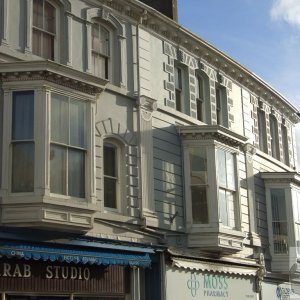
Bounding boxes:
[50,93,86,198]
[179,125,247,253]
[11,91,34,193]
[262,172,300,272]
[32,0,56,60]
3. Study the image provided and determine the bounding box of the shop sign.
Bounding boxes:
[262,282,300,300]
[0,261,90,280]
[166,267,256,300]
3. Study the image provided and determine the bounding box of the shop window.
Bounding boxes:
[103,139,123,212]
[50,93,87,198]
[32,0,57,60]
[269,114,280,160]
[257,108,268,153]
[11,91,34,193]
[195,73,209,123]
[281,124,289,165]
[91,22,110,80]
[215,85,228,127]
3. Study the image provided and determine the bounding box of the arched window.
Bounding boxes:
[195,72,210,123]
[103,139,123,211]
[91,23,110,80]
[215,85,228,127]
[32,0,56,60]
[269,114,280,160]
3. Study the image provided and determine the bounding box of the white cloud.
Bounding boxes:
[271,0,300,29]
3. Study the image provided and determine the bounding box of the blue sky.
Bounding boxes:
[177,0,300,166]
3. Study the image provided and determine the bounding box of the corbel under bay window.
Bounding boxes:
[261,172,300,273]
[178,125,248,253]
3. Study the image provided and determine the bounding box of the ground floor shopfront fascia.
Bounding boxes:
[0,235,159,300]
[261,280,300,300]
[165,258,259,300]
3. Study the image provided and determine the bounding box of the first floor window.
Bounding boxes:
[50,93,86,198]
[189,147,208,224]
[257,108,268,153]
[103,141,119,209]
[270,115,280,160]
[215,86,228,127]
[217,149,236,228]
[11,91,34,193]
[271,189,288,254]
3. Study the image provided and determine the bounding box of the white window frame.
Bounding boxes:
[31,0,60,61]
[102,138,125,214]
[215,85,228,127]
[49,92,88,199]
[262,173,300,272]
[195,72,209,123]
[269,114,280,160]
[257,107,268,153]
[184,140,242,232]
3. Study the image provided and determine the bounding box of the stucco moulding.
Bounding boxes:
[0,61,109,95]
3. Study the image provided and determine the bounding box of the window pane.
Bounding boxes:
[189,147,207,184]
[219,188,228,226]
[50,145,67,195]
[33,0,43,28]
[44,1,56,33]
[271,189,288,254]
[100,26,109,56]
[191,186,208,224]
[92,53,107,79]
[226,152,235,190]
[92,24,100,52]
[12,142,34,193]
[217,149,226,187]
[70,100,86,147]
[104,177,117,209]
[32,29,42,56]
[51,94,68,144]
[104,143,116,177]
[42,33,54,60]
[68,149,85,198]
[226,191,235,228]
[175,67,182,89]
[12,91,34,140]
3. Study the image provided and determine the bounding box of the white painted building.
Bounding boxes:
[0,0,300,299]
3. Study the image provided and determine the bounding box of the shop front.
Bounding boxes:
[0,237,157,300]
[261,280,300,300]
[166,256,259,300]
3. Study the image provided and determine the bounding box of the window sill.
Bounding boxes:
[188,225,245,253]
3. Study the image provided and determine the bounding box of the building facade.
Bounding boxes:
[0,0,300,299]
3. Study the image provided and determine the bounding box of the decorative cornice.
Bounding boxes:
[0,61,108,95]
[260,172,300,186]
[92,0,299,123]
[177,125,248,148]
